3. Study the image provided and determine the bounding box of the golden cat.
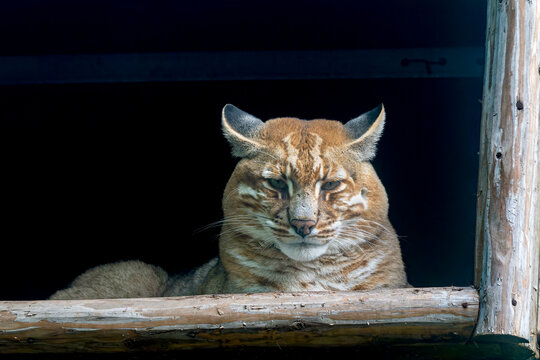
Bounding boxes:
[50,104,408,299]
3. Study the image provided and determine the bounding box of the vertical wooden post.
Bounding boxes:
[474,0,540,353]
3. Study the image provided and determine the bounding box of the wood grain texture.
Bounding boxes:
[474,0,540,352]
[0,287,478,353]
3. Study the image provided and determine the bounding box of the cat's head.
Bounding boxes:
[221,104,390,262]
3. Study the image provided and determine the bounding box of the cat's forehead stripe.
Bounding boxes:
[280,131,329,183]
[309,133,323,171]
[261,135,349,185]
[282,132,300,170]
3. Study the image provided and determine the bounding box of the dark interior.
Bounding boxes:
[0,0,486,300]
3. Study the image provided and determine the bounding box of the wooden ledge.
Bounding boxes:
[0,287,478,353]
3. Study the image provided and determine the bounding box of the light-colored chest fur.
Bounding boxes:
[224,247,384,292]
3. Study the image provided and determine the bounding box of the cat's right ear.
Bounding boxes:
[222,104,265,158]
[343,104,386,161]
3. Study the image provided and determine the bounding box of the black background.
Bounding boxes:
[0,0,486,300]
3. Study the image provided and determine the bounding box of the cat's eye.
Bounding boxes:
[267,178,288,191]
[321,180,341,191]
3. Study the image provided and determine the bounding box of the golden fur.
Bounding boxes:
[50,104,408,300]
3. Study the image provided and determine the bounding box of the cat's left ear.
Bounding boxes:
[343,104,386,161]
[222,104,265,158]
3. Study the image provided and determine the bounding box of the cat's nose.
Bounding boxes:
[290,219,317,237]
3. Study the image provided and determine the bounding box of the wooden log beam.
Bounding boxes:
[474,0,540,354]
[0,287,478,354]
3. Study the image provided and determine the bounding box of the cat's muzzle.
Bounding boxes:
[290,219,317,237]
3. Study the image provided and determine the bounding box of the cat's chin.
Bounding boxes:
[276,241,329,262]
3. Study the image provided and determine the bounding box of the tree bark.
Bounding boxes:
[0,287,477,353]
[474,0,540,353]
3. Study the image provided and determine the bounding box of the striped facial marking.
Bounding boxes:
[224,127,380,263]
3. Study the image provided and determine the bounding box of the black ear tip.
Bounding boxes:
[223,104,255,122]
[371,103,384,115]
[361,103,385,122]
[222,104,237,117]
